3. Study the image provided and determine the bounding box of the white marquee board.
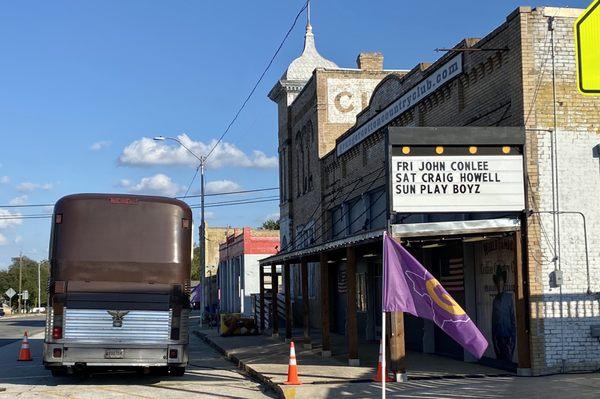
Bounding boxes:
[392,155,525,213]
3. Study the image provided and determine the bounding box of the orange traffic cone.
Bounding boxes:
[373,340,393,382]
[18,331,32,361]
[283,341,302,385]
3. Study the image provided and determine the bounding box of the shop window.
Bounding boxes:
[357,273,367,312]
[331,206,345,239]
[368,187,386,229]
[348,197,366,234]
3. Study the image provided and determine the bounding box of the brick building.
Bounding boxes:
[218,227,279,316]
[198,226,231,312]
[259,6,600,377]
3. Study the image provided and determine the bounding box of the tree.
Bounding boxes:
[0,256,50,310]
[191,246,200,281]
[261,218,279,230]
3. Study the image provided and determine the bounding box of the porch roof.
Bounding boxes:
[259,217,521,266]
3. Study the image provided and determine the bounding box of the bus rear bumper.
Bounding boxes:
[43,342,188,368]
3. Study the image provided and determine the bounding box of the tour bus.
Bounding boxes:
[43,194,192,376]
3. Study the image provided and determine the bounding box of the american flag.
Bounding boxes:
[440,257,464,292]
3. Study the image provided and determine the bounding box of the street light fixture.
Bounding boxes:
[153,135,207,312]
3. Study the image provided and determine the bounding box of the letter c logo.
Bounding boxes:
[425,278,466,316]
[334,91,355,113]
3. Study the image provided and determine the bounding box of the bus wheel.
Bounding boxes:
[169,367,185,377]
[51,368,68,377]
[151,367,169,376]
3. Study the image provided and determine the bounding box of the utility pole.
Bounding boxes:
[200,157,206,313]
[153,135,207,312]
[38,261,41,310]
[18,253,22,314]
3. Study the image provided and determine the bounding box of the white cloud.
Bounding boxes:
[0,233,6,246]
[0,176,9,184]
[118,134,277,170]
[90,140,111,151]
[118,174,183,197]
[205,180,242,195]
[0,209,23,229]
[14,235,23,244]
[17,182,53,192]
[9,195,28,206]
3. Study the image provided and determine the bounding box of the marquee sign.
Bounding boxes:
[391,154,525,213]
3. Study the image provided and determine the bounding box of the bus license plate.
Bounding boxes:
[104,349,124,359]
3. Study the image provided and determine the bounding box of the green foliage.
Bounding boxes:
[191,246,200,281]
[261,218,280,230]
[0,256,49,310]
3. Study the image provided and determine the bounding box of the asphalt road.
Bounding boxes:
[0,314,46,347]
[0,316,274,398]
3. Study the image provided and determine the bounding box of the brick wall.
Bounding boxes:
[521,6,600,374]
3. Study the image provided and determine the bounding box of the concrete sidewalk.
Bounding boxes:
[193,327,516,399]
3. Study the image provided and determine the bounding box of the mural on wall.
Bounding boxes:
[474,237,517,363]
[326,78,381,124]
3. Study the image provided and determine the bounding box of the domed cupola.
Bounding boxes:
[281,20,338,82]
[269,2,338,103]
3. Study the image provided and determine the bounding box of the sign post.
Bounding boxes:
[4,288,16,301]
[575,0,600,95]
[5,288,16,315]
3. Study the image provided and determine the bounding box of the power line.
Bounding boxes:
[0,197,280,220]
[177,187,278,199]
[189,195,279,207]
[183,165,201,198]
[199,198,279,209]
[0,214,53,220]
[203,0,309,163]
[0,187,280,209]
[0,204,54,209]
[283,166,385,251]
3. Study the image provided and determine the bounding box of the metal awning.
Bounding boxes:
[259,218,520,266]
[259,230,385,266]
[391,218,520,238]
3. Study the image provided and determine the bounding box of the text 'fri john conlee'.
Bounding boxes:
[394,160,500,195]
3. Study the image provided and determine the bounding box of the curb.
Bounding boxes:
[193,330,286,399]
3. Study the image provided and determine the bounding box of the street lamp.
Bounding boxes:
[153,135,207,313]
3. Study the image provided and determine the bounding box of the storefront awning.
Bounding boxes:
[391,218,520,238]
[259,230,385,266]
[259,218,520,266]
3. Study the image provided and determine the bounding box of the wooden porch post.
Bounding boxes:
[514,229,532,373]
[389,235,407,381]
[284,261,292,340]
[346,246,359,366]
[259,264,265,332]
[320,253,331,357]
[301,258,312,349]
[271,264,279,337]
[390,311,407,381]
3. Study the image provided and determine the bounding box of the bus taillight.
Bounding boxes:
[52,326,63,340]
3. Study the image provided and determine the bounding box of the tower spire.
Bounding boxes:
[307,0,311,29]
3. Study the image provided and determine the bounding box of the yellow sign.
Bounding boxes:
[575,0,600,94]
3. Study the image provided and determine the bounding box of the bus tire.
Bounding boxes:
[51,368,68,377]
[169,366,186,377]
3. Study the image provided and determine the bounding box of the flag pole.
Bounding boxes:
[381,232,386,399]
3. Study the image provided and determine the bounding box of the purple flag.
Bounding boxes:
[383,233,488,359]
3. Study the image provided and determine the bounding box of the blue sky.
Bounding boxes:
[0,0,587,267]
